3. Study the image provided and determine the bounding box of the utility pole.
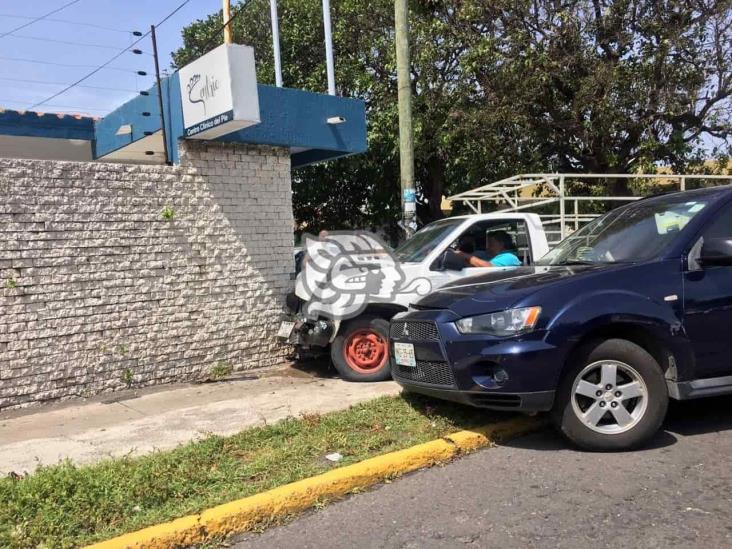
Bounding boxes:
[322,0,336,95]
[223,0,233,44]
[395,0,416,238]
[270,0,283,87]
[150,25,171,165]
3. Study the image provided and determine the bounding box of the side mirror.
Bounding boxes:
[440,249,466,271]
[700,237,732,267]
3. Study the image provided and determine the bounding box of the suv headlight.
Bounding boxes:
[455,306,541,336]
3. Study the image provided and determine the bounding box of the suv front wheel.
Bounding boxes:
[552,339,668,451]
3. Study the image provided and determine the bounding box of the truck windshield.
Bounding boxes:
[394,218,463,263]
[537,195,713,266]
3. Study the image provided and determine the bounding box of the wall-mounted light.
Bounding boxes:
[115,124,132,136]
[327,116,346,125]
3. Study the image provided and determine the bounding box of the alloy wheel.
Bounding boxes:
[570,360,648,435]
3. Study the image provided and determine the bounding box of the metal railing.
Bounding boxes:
[448,173,732,245]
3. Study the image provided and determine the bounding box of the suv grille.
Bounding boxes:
[393,360,455,387]
[390,321,439,341]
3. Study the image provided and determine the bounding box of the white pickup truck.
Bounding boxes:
[281,213,550,381]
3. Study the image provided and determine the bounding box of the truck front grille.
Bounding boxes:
[390,321,439,341]
[393,360,455,387]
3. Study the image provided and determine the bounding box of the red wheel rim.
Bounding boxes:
[343,329,388,373]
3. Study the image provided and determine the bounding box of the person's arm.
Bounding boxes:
[455,250,493,267]
[465,255,492,267]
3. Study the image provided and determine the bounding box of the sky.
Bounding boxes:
[0,0,225,117]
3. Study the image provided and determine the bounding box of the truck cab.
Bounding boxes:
[282,213,549,382]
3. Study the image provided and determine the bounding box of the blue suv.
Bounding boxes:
[390,186,732,451]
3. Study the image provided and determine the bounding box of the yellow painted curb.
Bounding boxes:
[85,415,543,549]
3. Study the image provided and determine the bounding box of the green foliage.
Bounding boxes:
[5,278,17,289]
[207,361,233,381]
[0,395,499,548]
[122,368,134,387]
[174,0,732,233]
[161,205,175,221]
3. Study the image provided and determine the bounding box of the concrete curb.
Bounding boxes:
[85,416,543,549]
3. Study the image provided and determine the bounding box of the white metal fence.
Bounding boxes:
[448,173,732,246]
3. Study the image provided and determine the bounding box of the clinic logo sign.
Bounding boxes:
[182,69,232,137]
[178,44,260,139]
[186,73,221,117]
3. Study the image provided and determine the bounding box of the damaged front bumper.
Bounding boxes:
[277,292,336,348]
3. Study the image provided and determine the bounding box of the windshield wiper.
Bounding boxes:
[553,259,598,266]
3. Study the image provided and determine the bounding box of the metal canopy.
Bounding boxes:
[448,173,732,245]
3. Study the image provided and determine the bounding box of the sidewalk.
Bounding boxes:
[0,364,401,475]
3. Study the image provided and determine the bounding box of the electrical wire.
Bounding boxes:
[0,98,109,113]
[29,0,193,110]
[0,76,141,93]
[0,55,144,74]
[9,33,148,52]
[0,13,134,34]
[0,0,83,38]
[155,0,193,27]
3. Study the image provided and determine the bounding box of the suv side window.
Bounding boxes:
[701,203,732,239]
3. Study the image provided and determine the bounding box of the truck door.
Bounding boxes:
[683,202,732,379]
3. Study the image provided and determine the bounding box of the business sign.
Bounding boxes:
[178,44,261,140]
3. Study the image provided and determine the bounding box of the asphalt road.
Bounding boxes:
[233,396,732,549]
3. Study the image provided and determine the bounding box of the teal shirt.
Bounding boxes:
[491,251,521,267]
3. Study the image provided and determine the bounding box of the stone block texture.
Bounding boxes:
[0,141,294,410]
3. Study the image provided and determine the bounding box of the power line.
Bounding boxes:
[0,55,145,74]
[10,33,148,52]
[0,76,141,93]
[155,0,193,27]
[0,0,83,38]
[0,13,134,34]
[0,98,109,113]
[29,0,193,111]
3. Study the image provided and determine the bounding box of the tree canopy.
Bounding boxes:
[173,0,732,237]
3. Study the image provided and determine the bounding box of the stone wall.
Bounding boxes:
[0,141,294,410]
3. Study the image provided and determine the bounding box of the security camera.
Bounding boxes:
[327,116,346,125]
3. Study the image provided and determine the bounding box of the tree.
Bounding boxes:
[462,0,732,194]
[173,0,732,235]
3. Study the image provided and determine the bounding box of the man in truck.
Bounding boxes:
[459,230,522,267]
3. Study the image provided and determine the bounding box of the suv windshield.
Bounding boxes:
[394,218,463,263]
[537,195,713,266]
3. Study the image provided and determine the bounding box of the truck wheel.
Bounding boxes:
[551,339,668,451]
[331,316,391,382]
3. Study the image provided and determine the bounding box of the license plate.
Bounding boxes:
[277,321,295,339]
[394,342,416,367]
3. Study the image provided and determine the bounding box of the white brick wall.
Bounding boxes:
[0,141,294,410]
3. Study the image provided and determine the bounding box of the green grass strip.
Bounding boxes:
[0,394,509,548]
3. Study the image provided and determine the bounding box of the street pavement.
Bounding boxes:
[234,395,732,549]
[0,362,399,474]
